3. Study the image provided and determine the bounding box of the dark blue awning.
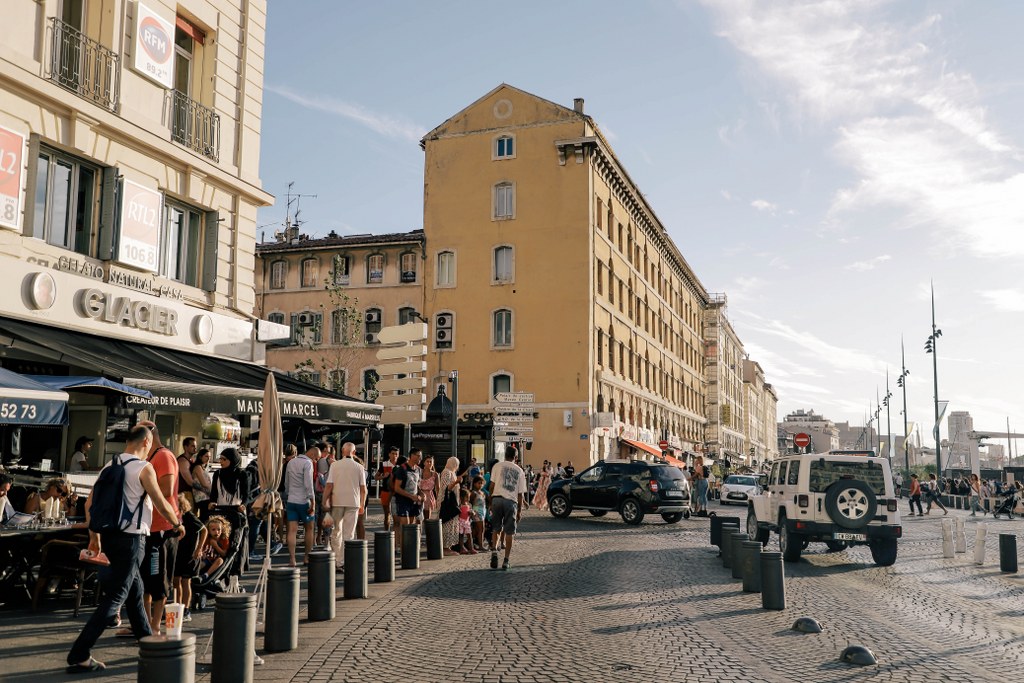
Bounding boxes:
[0,368,69,426]
[25,375,152,399]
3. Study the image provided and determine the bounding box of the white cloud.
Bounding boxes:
[744,318,884,375]
[844,254,891,271]
[265,84,424,142]
[981,289,1024,312]
[720,189,735,201]
[699,0,1024,259]
[718,118,747,145]
[751,198,777,213]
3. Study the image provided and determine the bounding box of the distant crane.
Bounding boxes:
[967,430,1024,474]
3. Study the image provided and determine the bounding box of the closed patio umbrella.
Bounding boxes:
[253,372,283,620]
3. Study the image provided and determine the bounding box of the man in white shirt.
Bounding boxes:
[284,444,317,567]
[487,446,528,571]
[322,442,366,572]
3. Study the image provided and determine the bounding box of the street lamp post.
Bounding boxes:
[883,370,893,465]
[898,338,910,478]
[924,282,943,476]
[875,387,883,456]
[448,370,459,464]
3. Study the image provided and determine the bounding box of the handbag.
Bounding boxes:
[440,488,459,522]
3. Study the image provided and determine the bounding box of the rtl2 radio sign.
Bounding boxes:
[134,3,174,88]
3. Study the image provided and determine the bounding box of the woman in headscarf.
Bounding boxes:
[439,456,461,556]
[208,448,250,571]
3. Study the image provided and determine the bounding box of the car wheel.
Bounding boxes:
[588,510,607,517]
[779,515,803,562]
[661,512,684,524]
[824,479,877,530]
[869,538,898,566]
[824,540,848,552]
[620,498,645,525]
[747,507,769,546]
[548,494,572,518]
[683,510,691,519]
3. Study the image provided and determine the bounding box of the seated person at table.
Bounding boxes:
[0,473,14,524]
[24,478,76,516]
[198,516,231,580]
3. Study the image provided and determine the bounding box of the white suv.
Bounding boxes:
[746,451,902,566]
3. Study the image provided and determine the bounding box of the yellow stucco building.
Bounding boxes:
[420,85,711,468]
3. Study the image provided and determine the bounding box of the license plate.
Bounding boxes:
[833,532,867,541]
[665,490,683,497]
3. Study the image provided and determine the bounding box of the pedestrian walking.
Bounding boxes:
[135,421,179,635]
[284,444,317,566]
[691,455,709,515]
[470,476,487,551]
[66,425,184,674]
[172,494,206,621]
[322,442,367,573]
[969,473,985,516]
[908,473,924,516]
[418,454,439,520]
[925,473,948,515]
[894,471,903,498]
[375,447,399,531]
[533,463,551,512]
[190,448,213,522]
[487,446,528,571]
[439,457,461,555]
[391,450,423,539]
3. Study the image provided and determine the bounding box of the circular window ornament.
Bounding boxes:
[26,272,57,310]
[192,314,213,345]
[493,99,513,120]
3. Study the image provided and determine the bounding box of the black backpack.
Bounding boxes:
[89,455,148,533]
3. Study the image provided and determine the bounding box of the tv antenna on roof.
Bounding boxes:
[284,180,317,231]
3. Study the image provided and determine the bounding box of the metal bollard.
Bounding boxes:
[941,518,954,558]
[424,518,443,560]
[374,530,395,583]
[400,524,420,570]
[1000,533,1018,573]
[344,539,368,599]
[307,550,335,621]
[710,515,741,550]
[760,551,785,610]
[955,517,967,553]
[265,567,299,653]
[741,541,763,593]
[730,532,748,579]
[139,634,196,683]
[720,524,740,568]
[212,593,256,683]
[974,525,988,565]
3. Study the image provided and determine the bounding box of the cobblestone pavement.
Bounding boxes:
[4,505,1024,682]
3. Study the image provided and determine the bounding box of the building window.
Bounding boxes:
[492,373,512,397]
[161,199,205,287]
[294,369,321,387]
[436,250,455,287]
[300,257,319,288]
[398,307,418,325]
[267,312,285,325]
[362,369,380,401]
[171,17,219,161]
[31,146,101,255]
[290,311,322,346]
[270,260,286,289]
[494,183,514,219]
[333,255,350,285]
[364,307,382,343]
[494,135,514,159]
[493,245,513,283]
[331,308,354,345]
[400,252,417,283]
[366,254,384,284]
[435,311,454,350]
[328,369,347,394]
[493,309,512,348]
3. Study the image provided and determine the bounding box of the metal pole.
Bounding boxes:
[930,282,942,476]
[885,371,892,464]
[449,370,458,465]
[900,339,910,478]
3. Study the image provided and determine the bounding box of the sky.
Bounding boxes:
[257,0,1024,455]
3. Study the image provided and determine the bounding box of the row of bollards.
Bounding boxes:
[139,524,454,683]
[939,518,1019,573]
[712,522,785,610]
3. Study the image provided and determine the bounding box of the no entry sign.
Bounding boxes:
[794,433,811,448]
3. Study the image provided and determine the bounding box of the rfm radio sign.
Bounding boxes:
[133,3,173,88]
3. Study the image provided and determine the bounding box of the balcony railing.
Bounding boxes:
[48,18,120,112]
[171,90,220,162]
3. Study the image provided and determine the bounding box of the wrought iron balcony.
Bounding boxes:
[171,90,220,162]
[48,18,120,112]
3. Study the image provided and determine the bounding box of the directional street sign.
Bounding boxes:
[495,414,533,424]
[376,343,427,361]
[378,393,426,408]
[376,322,428,345]
[375,376,426,392]
[495,392,534,404]
[381,409,427,425]
[375,323,428,426]
[495,426,534,434]
[498,436,534,443]
[375,360,427,376]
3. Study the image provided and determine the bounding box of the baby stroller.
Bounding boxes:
[190,523,248,610]
[991,488,1020,520]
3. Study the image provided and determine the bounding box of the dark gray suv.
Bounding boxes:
[546,460,692,524]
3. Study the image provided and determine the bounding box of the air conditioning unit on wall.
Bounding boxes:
[365,332,379,345]
[297,312,315,326]
[364,310,381,324]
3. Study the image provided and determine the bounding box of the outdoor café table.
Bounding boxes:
[0,525,83,605]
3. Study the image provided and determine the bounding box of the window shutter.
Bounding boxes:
[97,165,120,260]
[23,134,42,238]
[201,210,220,291]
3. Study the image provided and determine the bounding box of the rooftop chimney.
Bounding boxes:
[573,97,584,114]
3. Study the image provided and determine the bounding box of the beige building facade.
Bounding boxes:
[0,0,382,472]
[419,85,711,467]
[255,228,426,399]
[705,295,747,464]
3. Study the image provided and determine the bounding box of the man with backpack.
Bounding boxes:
[135,421,180,635]
[66,424,184,673]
